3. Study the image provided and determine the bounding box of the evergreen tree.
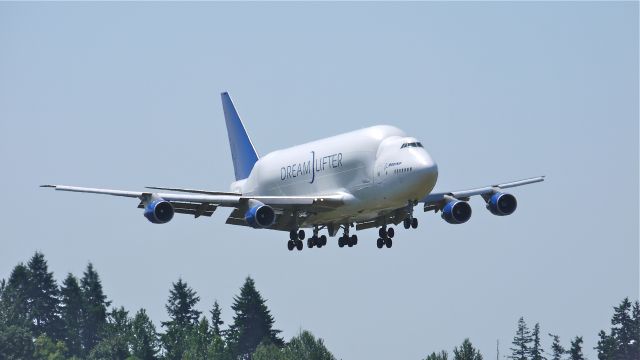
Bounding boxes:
[453,338,483,360]
[568,337,584,360]
[252,342,285,360]
[0,264,31,327]
[284,330,336,360]
[631,301,640,360]
[161,278,202,360]
[530,323,545,360]
[60,273,83,357]
[210,300,224,337]
[548,334,565,360]
[131,308,160,360]
[0,324,34,360]
[184,316,213,359]
[80,263,110,354]
[611,298,634,360]
[227,276,283,359]
[26,252,62,339]
[596,330,616,360]
[33,334,67,360]
[88,306,132,359]
[509,317,532,360]
[424,350,449,360]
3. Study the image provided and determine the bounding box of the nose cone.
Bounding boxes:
[415,151,438,191]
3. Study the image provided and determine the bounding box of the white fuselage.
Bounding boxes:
[231,125,438,227]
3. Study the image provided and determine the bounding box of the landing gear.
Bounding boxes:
[288,229,305,251]
[404,217,418,229]
[287,239,303,251]
[411,217,418,229]
[377,225,394,249]
[338,225,357,248]
[307,227,327,249]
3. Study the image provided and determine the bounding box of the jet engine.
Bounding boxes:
[244,201,276,228]
[441,199,472,224]
[144,199,174,224]
[486,192,517,216]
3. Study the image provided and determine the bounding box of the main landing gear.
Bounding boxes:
[287,229,305,251]
[307,227,327,249]
[376,225,394,249]
[337,225,358,248]
[403,217,418,229]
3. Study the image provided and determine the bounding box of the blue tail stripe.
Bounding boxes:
[221,92,259,181]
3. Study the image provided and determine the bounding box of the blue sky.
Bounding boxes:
[1,2,638,360]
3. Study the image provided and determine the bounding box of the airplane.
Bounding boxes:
[42,92,545,251]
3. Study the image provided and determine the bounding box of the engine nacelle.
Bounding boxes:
[441,200,472,224]
[144,199,174,224]
[486,192,517,216]
[244,201,275,228]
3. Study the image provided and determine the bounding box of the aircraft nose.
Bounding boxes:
[415,151,438,184]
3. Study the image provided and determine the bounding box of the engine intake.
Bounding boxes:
[441,199,472,224]
[144,199,174,224]
[244,201,275,228]
[486,192,517,216]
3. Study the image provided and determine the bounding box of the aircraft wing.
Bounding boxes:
[41,185,345,219]
[421,176,545,211]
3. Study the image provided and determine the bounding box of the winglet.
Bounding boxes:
[221,92,259,181]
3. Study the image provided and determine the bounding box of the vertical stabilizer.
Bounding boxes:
[221,92,259,181]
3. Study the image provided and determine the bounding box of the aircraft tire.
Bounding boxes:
[338,237,345,248]
[378,227,386,239]
[385,238,393,248]
[296,240,303,251]
[387,227,395,238]
[298,230,305,240]
[411,218,418,229]
[320,235,327,246]
[404,219,411,229]
[289,231,297,240]
[376,238,384,249]
[351,235,358,245]
[287,240,294,251]
[307,238,314,248]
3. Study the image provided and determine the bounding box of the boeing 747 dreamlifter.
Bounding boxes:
[43,92,544,251]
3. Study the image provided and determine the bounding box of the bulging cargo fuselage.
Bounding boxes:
[233,125,439,226]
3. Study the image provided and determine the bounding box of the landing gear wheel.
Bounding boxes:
[320,235,327,246]
[387,227,395,238]
[307,238,315,248]
[379,227,386,239]
[289,231,297,240]
[376,238,384,249]
[298,230,306,240]
[351,235,358,245]
[296,240,303,251]
[338,237,345,248]
[385,238,393,248]
[411,218,418,229]
[287,240,295,251]
[404,219,411,229]
[347,238,353,247]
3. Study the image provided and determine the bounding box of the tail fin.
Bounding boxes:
[221,92,259,181]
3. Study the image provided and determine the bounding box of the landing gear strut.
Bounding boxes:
[307,226,327,249]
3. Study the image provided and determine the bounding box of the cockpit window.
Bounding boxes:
[401,142,423,149]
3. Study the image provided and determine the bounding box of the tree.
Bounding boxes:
[184,317,213,359]
[548,333,565,360]
[80,263,110,353]
[611,298,635,360]
[631,301,640,360]
[162,278,202,360]
[0,324,34,360]
[33,334,67,360]
[453,338,483,360]
[424,350,449,360]
[568,337,584,360]
[227,276,283,359]
[26,252,62,339]
[0,264,31,327]
[210,301,224,337]
[596,330,616,360]
[509,317,532,360]
[60,273,83,357]
[131,309,160,360]
[530,323,545,360]
[252,342,285,360]
[284,330,336,360]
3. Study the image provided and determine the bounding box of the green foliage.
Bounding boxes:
[33,334,67,360]
[184,317,213,360]
[509,317,532,360]
[595,297,640,360]
[210,300,224,337]
[1,264,31,327]
[253,341,286,360]
[284,330,336,360]
[0,324,34,360]
[131,308,160,360]
[88,306,133,359]
[162,278,202,360]
[424,350,449,360]
[227,276,283,359]
[60,273,83,358]
[548,333,565,360]
[80,263,111,353]
[530,323,545,360]
[568,336,584,360]
[453,338,483,360]
[27,252,62,340]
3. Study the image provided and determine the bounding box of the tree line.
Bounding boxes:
[0,252,335,359]
[422,300,639,360]
[1,251,638,360]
